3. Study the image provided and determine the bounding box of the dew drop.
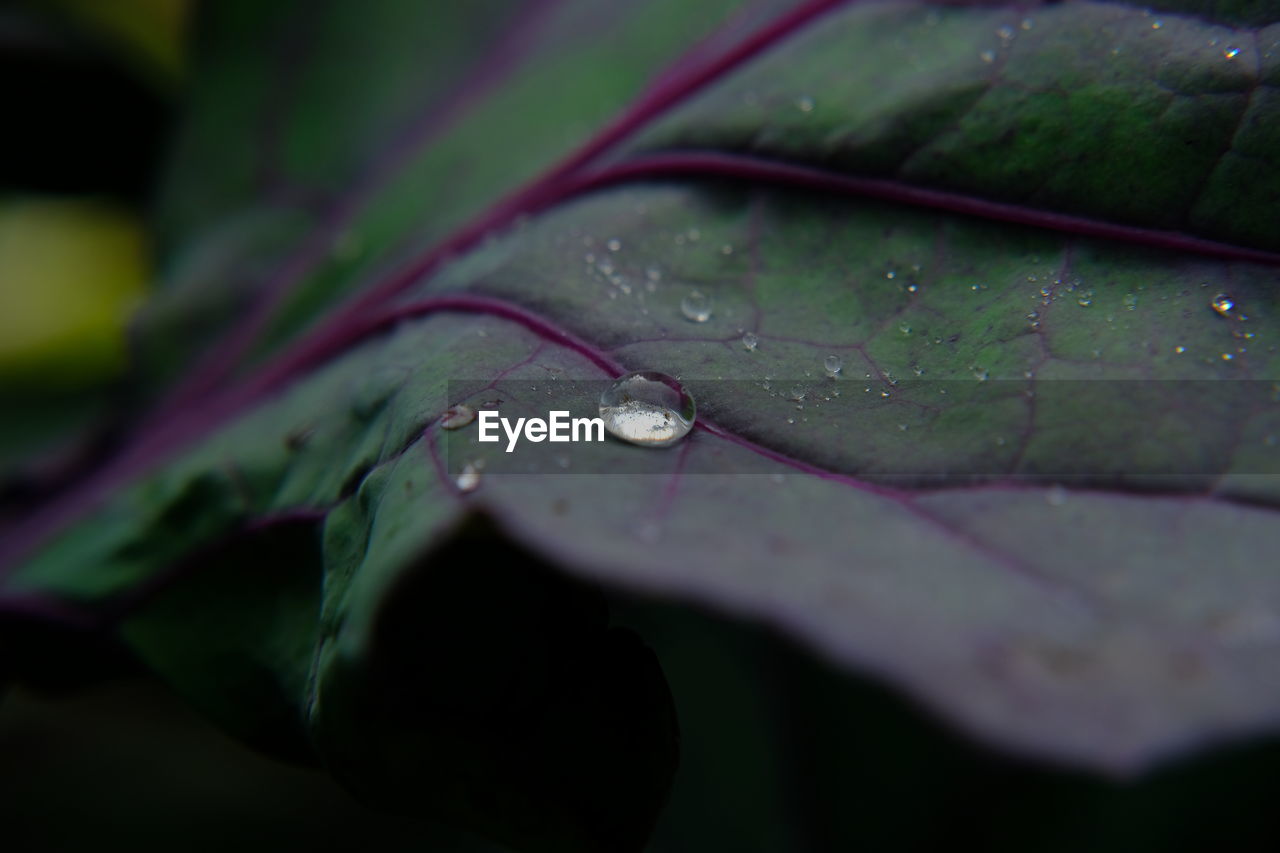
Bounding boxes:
[1123,293,1139,311]
[1151,20,1163,29]
[1224,46,1240,59]
[996,25,1014,40]
[646,265,662,283]
[789,385,807,402]
[980,49,996,63]
[906,282,920,293]
[824,354,843,377]
[681,289,713,323]
[607,238,622,252]
[741,331,759,351]
[440,404,476,430]
[456,461,483,493]
[599,371,696,447]
[1174,345,1186,354]
[1076,290,1094,307]
[796,95,815,112]
[1211,293,1235,317]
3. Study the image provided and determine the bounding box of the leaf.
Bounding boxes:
[4,0,1280,850]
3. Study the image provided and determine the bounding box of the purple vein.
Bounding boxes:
[157,0,568,415]
[569,152,1280,266]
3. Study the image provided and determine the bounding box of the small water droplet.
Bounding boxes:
[789,385,807,402]
[997,25,1015,40]
[1020,17,1034,30]
[1211,293,1235,317]
[824,355,843,377]
[1123,293,1139,310]
[440,404,476,430]
[599,371,696,447]
[1151,20,1163,29]
[1224,46,1240,59]
[686,227,701,242]
[720,243,734,255]
[1046,484,1068,506]
[906,282,920,293]
[980,49,996,63]
[741,331,759,352]
[456,461,483,493]
[1076,290,1094,307]
[1174,345,1186,354]
[645,265,662,283]
[796,95,815,112]
[607,238,622,252]
[681,290,713,323]
[1221,352,1235,361]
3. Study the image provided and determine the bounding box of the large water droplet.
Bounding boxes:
[741,331,759,351]
[824,355,843,377]
[1211,293,1235,317]
[440,404,475,430]
[681,290,713,323]
[599,371,696,447]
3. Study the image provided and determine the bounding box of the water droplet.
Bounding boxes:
[1211,293,1235,317]
[1123,293,1139,310]
[741,331,759,351]
[906,283,920,293]
[686,227,701,242]
[789,385,807,402]
[824,355,843,377]
[456,461,483,493]
[599,371,696,447]
[1221,352,1235,361]
[681,290,713,323]
[996,25,1014,40]
[440,404,476,430]
[720,243,734,255]
[1151,20,1163,29]
[645,265,662,283]
[1076,290,1094,307]
[1174,345,1186,354]
[607,238,622,252]
[1224,46,1240,59]
[980,50,996,63]
[1020,17,1034,30]
[796,95,815,112]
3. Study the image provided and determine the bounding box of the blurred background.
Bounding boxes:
[3,2,1280,851]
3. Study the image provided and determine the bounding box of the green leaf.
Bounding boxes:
[4,0,1280,850]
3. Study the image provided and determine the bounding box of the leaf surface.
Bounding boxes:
[4,0,1280,848]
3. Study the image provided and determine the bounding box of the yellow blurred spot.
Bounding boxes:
[0,198,149,387]
[31,0,190,84]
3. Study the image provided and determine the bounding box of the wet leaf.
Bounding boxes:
[4,0,1280,849]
